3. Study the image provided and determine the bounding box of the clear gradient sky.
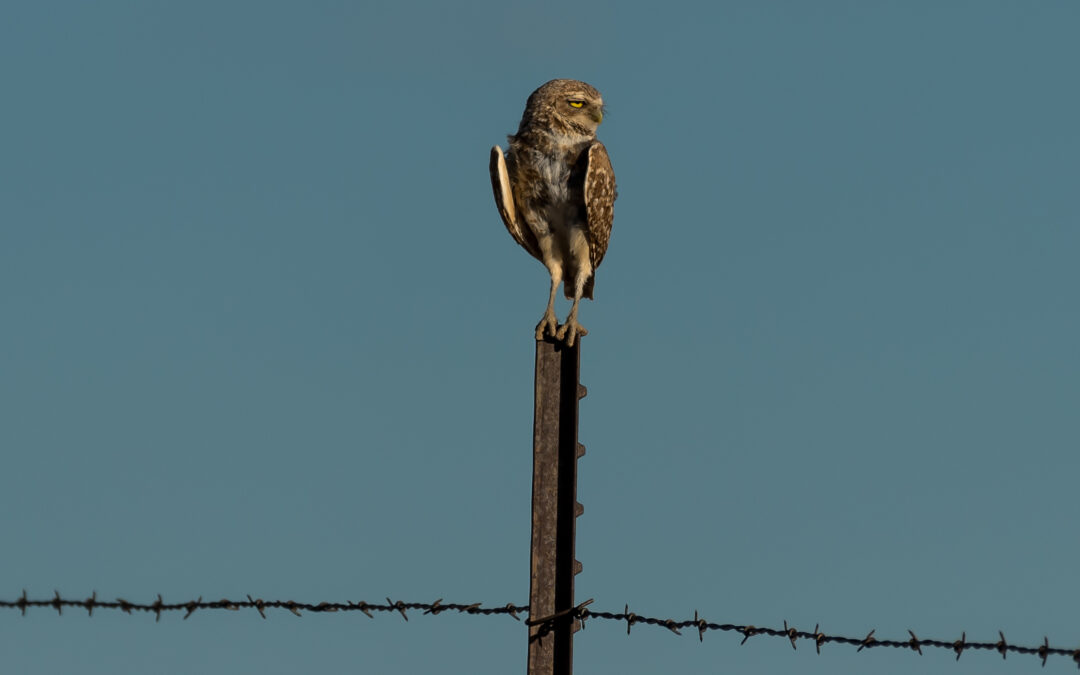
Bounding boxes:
[2,2,1078,674]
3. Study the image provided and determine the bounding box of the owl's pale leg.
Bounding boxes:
[555,272,589,347]
[535,267,562,340]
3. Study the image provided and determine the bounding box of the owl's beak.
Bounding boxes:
[591,109,603,124]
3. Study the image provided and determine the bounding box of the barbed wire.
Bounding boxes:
[578,602,1080,668]
[4,592,1078,668]
[0,591,526,621]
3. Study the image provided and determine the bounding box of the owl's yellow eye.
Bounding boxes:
[568,100,585,108]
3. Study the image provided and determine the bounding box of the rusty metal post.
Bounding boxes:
[527,337,586,675]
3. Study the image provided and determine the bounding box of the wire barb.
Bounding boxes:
[183,596,201,620]
[84,591,97,618]
[857,629,876,652]
[387,597,408,621]
[423,599,443,616]
[248,595,266,619]
[954,631,966,661]
[694,610,707,642]
[784,620,797,650]
[504,603,521,621]
[907,629,922,655]
[739,625,758,645]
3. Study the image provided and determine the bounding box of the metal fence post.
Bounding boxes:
[527,337,586,675]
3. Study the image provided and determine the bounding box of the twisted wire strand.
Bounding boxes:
[4,593,1078,668]
[580,604,1079,668]
[0,591,526,622]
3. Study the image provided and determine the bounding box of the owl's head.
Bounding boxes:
[520,79,605,137]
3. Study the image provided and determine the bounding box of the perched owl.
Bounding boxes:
[490,79,616,347]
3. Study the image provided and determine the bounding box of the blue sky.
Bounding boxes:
[2,1,1078,673]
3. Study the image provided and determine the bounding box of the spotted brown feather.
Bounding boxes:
[583,142,615,299]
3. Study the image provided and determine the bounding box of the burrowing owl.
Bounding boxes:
[490,79,616,347]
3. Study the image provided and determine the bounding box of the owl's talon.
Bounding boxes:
[535,312,559,340]
[555,319,588,347]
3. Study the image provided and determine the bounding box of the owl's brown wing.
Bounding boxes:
[584,141,616,274]
[490,145,541,261]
